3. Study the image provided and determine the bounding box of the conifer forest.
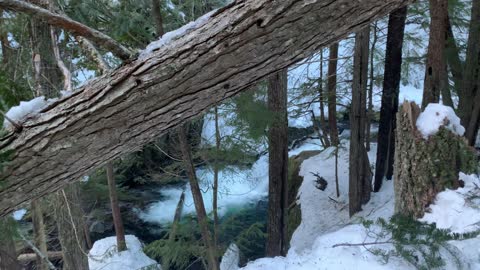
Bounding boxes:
[1,0,480,269]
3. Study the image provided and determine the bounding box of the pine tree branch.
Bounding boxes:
[0,0,133,60]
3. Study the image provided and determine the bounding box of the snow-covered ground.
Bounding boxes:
[239,145,480,270]
[88,235,161,270]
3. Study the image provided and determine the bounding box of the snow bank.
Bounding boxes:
[3,96,48,130]
[242,224,410,270]
[290,141,382,252]
[420,173,480,234]
[220,243,240,270]
[416,103,465,139]
[140,9,216,59]
[88,235,161,270]
[240,138,480,270]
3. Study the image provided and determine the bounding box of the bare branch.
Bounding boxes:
[0,0,133,60]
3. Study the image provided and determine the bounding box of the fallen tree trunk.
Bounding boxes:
[0,0,413,216]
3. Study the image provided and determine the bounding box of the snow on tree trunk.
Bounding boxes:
[393,102,477,218]
[0,0,414,216]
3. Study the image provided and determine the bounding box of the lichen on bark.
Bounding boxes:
[394,102,477,218]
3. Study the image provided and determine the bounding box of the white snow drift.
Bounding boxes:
[88,235,161,270]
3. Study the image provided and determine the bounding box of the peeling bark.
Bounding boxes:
[0,0,413,216]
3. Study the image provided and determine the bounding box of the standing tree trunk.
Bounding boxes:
[422,0,448,108]
[462,0,480,145]
[349,27,372,217]
[366,22,378,152]
[31,200,48,270]
[266,69,289,257]
[394,102,477,217]
[327,43,341,198]
[374,7,408,192]
[106,162,127,252]
[318,50,331,147]
[169,190,185,242]
[212,106,221,249]
[177,125,218,270]
[53,186,89,269]
[151,0,164,38]
[327,43,340,146]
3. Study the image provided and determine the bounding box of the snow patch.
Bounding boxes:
[416,103,465,139]
[3,97,49,130]
[420,173,480,234]
[140,10,216,59]
[220,243,240,270]
[88,235,161,270]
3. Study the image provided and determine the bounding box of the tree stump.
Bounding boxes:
[394,102,477,217]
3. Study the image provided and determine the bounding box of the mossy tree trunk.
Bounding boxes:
[394,102,477,217]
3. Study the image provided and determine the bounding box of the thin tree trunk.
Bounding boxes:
[318,50,330,147]
[366,22,378,152]
[327,43,340,146]
[177,125,218,270]
[422,0,448,108]
[266,69,289,257]
[169,190,185,242]
[213,105,220,248]
[373,7,407,192]
[53,187,89,269]
[106,162,127,252]
[349,27,372,217]
[31,200,48,270]
[0,0,415,216]
[151,0,164,38]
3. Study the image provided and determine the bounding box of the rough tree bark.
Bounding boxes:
[266,69,288,257]
[177,125,218,270]
[393,102,477,217]
[373,7,407,192]
[422,0,448,108]
[106,162,127,252]
[0,0,414,216]
[349,27,372,217]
